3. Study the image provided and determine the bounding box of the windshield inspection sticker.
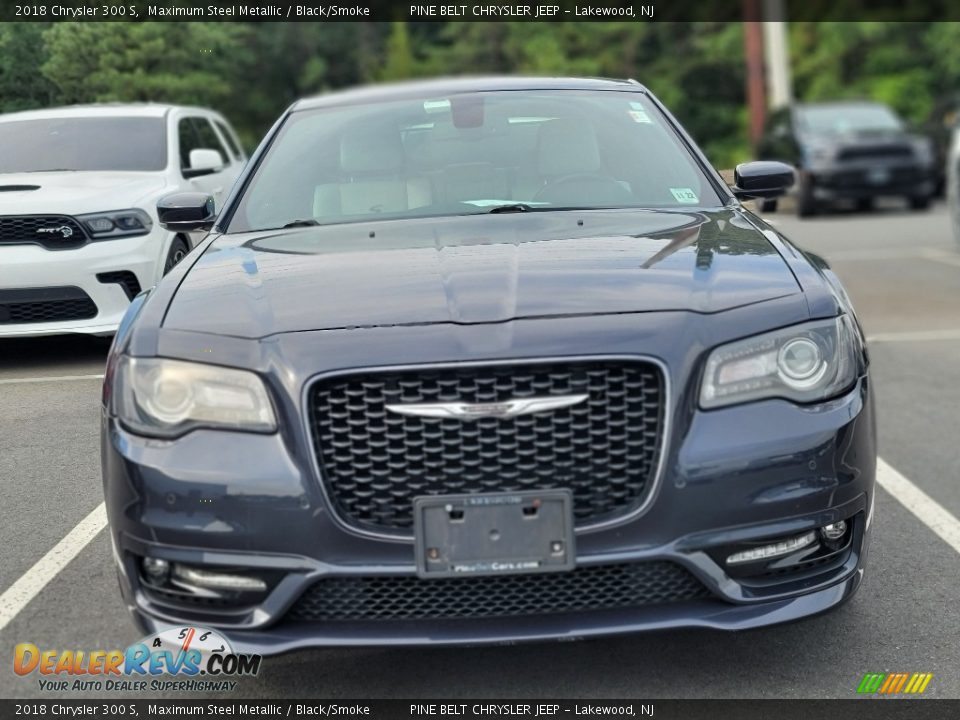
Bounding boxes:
[670,187,700,204]
[627,102,653,124]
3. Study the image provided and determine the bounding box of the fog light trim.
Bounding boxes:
[725,531,818,565]
[171,564,268,592]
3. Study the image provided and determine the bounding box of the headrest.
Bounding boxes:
[537,118,602,177]
[340,125,404,174]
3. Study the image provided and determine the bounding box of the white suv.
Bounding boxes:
[0,104,245,337]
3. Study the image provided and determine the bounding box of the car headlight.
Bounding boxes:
[113,357,276,437]
[911,137,934,166]
[802,142,834,166]
[700,316,863,409]
[77,209,153,239]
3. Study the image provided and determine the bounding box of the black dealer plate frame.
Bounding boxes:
[413,489,575,579]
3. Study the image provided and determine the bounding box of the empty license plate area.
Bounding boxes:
[413,490,575,578]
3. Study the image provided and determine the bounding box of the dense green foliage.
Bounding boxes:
[0,21,955,167]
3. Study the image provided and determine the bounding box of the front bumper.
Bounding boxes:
[103,362,876,652]
[0,230,166,337]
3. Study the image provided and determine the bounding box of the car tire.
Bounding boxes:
[909,195,931,211]
[163,236,190,275]
[757,198,778,213]
[797,175,817,218]
[855,197,875,212]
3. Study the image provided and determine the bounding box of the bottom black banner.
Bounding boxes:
[1,699,957,720]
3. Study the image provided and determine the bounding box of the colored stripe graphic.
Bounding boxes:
[857,673,886,693]
[858,672,933,694]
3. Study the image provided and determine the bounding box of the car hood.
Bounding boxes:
[0,172,167,213]
[163,208,802,338]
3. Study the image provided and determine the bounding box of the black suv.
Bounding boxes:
[758,101,935,216]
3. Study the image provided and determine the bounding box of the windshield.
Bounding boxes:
[797,105,903,135]
[228,90,722,233]
[0,117,167,173]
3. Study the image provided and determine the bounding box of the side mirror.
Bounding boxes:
[732,160,795,199]
[158,192,216,233]
[184,148,224,178]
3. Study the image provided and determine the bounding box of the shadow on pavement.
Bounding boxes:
[0,334,112,373]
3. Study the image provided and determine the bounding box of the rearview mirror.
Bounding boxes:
[158,192,216,233]
[731,161,795,199]
[184,148,224,178]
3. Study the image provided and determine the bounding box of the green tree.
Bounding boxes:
[0,23,56,112]
[41,23,251,106]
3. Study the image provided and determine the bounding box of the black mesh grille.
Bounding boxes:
[307,361,665,533]
[0,215,87,249]
[836,145,912,161]
[0,287,97,324]
[287,562,710,622]
[97,271,142,301]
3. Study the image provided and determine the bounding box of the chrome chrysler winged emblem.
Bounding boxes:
[385,394,589,420]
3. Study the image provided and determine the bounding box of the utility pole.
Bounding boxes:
[743,0,766,150]
[763,0,793,108]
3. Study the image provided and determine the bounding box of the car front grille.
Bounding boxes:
[307,360,665,534]
[0,215,88,249]
[824,166,924,188]
[836,145,913,162]
[286,561,711,622]
[0,287,97,324]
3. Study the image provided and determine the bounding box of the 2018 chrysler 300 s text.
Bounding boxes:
[101,78,875,653]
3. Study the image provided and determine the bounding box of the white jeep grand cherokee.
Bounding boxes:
[0,104,245,337]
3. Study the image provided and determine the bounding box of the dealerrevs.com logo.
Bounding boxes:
[14,626,261,693]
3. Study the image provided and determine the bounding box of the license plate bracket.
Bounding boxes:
[413,490,575,579]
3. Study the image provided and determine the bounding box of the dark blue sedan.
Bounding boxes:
[101,77,875,653]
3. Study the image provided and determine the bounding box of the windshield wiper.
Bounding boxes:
[281,219,320,228]
[486,203,533,214]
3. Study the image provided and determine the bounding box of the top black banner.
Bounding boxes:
[9,0,960,23]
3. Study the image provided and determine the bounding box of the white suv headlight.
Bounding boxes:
[700,316,863,409]
[77,209,153,239]
[114,357,277,437]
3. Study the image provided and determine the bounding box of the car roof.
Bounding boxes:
[293,76,646,112]
[0,103,220,123]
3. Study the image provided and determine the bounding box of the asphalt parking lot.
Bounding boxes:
[1,201,959,700]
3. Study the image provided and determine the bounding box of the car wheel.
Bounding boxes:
[757,198,778,213]
[909,195,931,211]
[797,175,817,218]
[855,197,875,212]
[163,237,190,275]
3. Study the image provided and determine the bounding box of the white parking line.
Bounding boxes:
[0,459,957,634]
[866,329,960,343]
[821,248,936,262]
[0,374,104,385]
[876,458,960,556]
[0,503,107,634]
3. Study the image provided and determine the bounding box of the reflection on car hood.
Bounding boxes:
[163,208,802,338]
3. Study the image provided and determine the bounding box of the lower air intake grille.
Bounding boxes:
[286,562,711,622]
[0,287,97,324]
[97,271,142,301]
